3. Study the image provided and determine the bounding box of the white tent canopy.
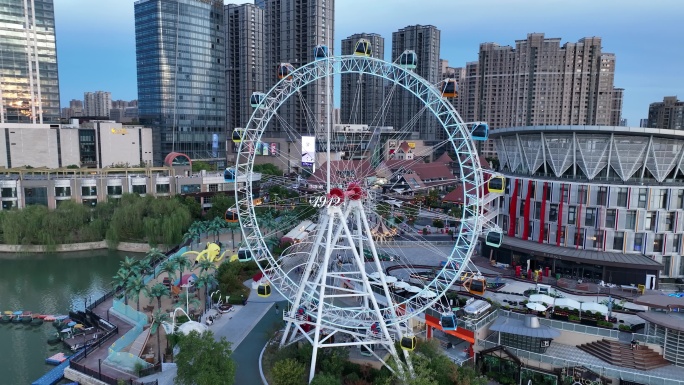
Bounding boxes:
[394,281,411,289]
[419,290,437,299]
[526,302,548,312]
[580,302,609,315]
[406,286,422,293]
[554,298,581,310]
[529,294,555,305]
[384,276,398,284]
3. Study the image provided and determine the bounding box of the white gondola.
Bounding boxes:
[250,92,265,108]
[486,230,503,247]
[398,50,417,69]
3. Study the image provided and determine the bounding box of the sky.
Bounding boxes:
[54,0,684,126]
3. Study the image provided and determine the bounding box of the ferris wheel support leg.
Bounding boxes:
[355,211,369,310]
[308,206,337,383]
[339,203,406,378]
[280,212,331,349]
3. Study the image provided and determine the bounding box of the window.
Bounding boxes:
[638,188,648,208]
[616,187,628,207]
[613,231,624,250]
[662,255,671,276]
[634,233,644,252]
[645,212,656,231]
[181,184,201,194]
[559,226,566,244]
[625,211,637,230]
[519,202,525,216]
[575,229,584,247]
[81,186,96,196]
[678,190,684,209]
[107,186,122,196]
[568,206,576,225]
[585,208,596,227]
[597,187,608,206]
[674,234,682,254]
[654,189,668,210]
[605,209,616,228]
[549,204,558,221]
[208,184,218,192]
[132,185,147,195]
[561,184,569,203]
[1,188,16,198]
[666,212,675,232]
[156,184,170,194]
[576,186,587,204]
[534,202,542,220]
[680,257,684,276]
[654,234,664,253]
[592,232,604,249]
[55,186,71,197]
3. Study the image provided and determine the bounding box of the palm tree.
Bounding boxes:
[112,269,132,305]
[150,309,170,364]
[120,256,139,273]
[136,255,153,278]
[208,217,223,242]
[126,275,148,312]
[197,260,214,277]
[146,248,167,269]
[175,291,201,314]
[172,254,193,283]
[224,221,240,251]
[194,274,218,310]
[182,228,199,248]
[160,260,178,283]
[189,220,207,244]
[146,282,171,309]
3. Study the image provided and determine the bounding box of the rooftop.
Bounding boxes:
[490,316,560,339]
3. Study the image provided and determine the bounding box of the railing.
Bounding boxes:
[383,241,455,247]
[503,310,619,339]
[478,339,684,385]
[632,333,664,346]
[70,361,121,385]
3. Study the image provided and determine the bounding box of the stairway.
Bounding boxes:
[578,339,670,370]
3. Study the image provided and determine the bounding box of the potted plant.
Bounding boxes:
[568,314,580,323]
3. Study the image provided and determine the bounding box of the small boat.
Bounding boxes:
[47,333,62,345]
[43,315,56,322]
[21,312,33,324]
[45,352,67,365]
[0,315,11,323]
[30,317,43,326]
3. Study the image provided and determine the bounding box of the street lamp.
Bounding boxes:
[181,282,194,315]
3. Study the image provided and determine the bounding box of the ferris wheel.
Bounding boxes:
[232,42,503,382]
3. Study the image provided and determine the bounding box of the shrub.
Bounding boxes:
[619,324,631,332]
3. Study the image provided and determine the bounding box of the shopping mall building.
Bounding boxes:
[485,125,684,286]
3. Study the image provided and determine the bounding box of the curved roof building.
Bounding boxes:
[486,125,684,287]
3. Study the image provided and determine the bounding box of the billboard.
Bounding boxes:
[302,136,315,167]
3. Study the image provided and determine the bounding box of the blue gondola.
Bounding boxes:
[488,176,505,194]
[486,230,503,247]
[250,92,265,108]
[232,128,244,143]
[277,63,295,80]
[398,50,417,70]
[441,313,456,331]
[313,44,328,60]
[441,79,458,98]
[354,39,372,57]
[224,167,236,182]
[471,122,489,141]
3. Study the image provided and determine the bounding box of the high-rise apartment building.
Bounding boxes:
[225,3,264,132]
[391,25,441,141]
[135,0,226,165]
[84,91,111,117]
[452,33,622,158]
[340,33,385,125]
[262,0,334,135]
[0,0,60,124]
[648,97,684,130]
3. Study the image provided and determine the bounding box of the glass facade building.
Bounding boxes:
[134,0,226,165]
[0,0,60,124]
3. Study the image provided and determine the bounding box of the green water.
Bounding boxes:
[0,249,141,385]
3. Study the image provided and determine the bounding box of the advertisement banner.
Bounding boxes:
[302,136,315,167]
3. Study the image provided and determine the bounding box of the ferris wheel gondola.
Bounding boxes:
[250,92,266,108]
[277,63,295,80]
[441,79,458,98]
[397,50,417,70]
[353,39,372,57]
[232,128,244,144]
[313,44,329,60]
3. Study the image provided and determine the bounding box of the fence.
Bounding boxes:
[633,332,664,346]
[478,339,684,385]
[105,300,151,374]
[503,310,620,339]
[69,361,159,385]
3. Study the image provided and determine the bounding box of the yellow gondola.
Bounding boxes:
[232,128,244,143]
[354,39,372,57]
[400,335,417,351]
[257,283,271,297]
[441,79,458,98]
[488,176,505,194]
[464,277,486,296]
[277,63,295,80]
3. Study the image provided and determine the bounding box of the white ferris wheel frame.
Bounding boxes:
[234,55,485,327]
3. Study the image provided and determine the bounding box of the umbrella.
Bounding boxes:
[406,286,422,293]
[368,272,383,280]
[420,290,437,299]
[13,311,22,315]
[3,311,12,315]
[394,281,411,290]
[74,324,84,329]
[529,294,555,305]
[580,302,608,315]
[526,302,547,312]
[554,297,581,310]
[175,273,198,287]
[67,321,77,327]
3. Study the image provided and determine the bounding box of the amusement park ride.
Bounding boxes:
[229,40,505,383]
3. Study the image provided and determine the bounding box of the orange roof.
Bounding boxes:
[398,141,411,152]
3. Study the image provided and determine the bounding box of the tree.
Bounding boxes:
[160,260,178,283]
[175,291,201,313]
[205,194,235,221]
[253,163,283,176]
[224,221,240,251]
[206,217,223,242]
[146,283,171,309]
[150,309,170,365]
[271,358,306,385]
[195,274,218,310]
[126,274,147,312]
[174,330,236,385]
[112,269,132,305]
[192,160,214,173]
[172,254,193,282]
[310,373,341,385]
